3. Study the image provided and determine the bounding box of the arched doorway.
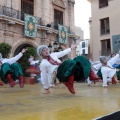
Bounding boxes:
[14,43,36,56]
[14,43,37,76]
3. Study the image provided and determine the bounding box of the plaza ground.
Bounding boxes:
[0,82,120,120]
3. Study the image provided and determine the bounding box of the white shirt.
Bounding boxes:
[92,62,102,74]
[101,54,119,86]
[30,60,39,65]
[40,48,71,88]
[107,54,119,68]
[1,52,23,65]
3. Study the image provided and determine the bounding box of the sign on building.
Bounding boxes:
[79,40,88,55]
[58,24,68,44]
[112,34,120,54]
[24,14,37,38]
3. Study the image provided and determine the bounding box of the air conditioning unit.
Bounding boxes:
[8,21,16,25]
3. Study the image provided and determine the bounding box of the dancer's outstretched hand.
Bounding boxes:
[21,48,27,54]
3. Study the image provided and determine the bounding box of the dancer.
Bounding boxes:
[99,51,120,88]
[0,48,27,88]
[26,55,40,84]
[87,60,102,86]
[37,44,76,94]
[37,44,98,94]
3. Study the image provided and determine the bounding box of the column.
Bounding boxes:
[68,0,75,33]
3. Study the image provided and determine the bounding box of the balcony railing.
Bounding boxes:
[0,5,72,33]
[51,22,70,33]
[0,5,41,25]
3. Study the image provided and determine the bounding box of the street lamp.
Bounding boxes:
[48,41,63,52]
[48,43,52,53]
[58,43,63,51]
[53,41,58,49]
[53,41,58,52]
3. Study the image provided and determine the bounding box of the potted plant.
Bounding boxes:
[0,42,12,84]
[0,42,12,58]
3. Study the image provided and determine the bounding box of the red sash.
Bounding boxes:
[44,56,61,65]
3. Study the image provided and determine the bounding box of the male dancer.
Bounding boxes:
[37,44,76,94]
[99,51,120,88]
[37,44,98,94]
[0,48,27,88]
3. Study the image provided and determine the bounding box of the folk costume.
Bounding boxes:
[37,45,98,94]
[26,57,40,84]
[38,45,72,92]
[0,52,25,88]
[99,54,119,87]
[87,61,102,85]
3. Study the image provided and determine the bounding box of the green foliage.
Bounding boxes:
[0,42,12,58]
[18,47,36,76]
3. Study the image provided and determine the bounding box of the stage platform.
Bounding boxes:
[0,82,120,120]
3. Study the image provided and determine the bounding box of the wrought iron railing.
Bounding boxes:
[51,22,70,33]
[0,5,41,25]
[0,5,71,33]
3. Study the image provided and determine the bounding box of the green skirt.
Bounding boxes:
[57,56,91,82]
[0,63,23,83]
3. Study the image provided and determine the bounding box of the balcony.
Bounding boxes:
[0,5,72,34]
[0,5,41,26]
[50,22,70,33]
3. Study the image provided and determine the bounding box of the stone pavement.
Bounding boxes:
[0,82,120,120]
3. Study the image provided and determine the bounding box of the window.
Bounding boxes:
[82,42,85,48]
[99,0,108,8]
[54,9,63,25]
[101,39,111,56]
[100,18,110,35]
[82,49,85,55]
[21,0,34,15]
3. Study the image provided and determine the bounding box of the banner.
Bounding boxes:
[24,14,37,38]
[58,24,68,44]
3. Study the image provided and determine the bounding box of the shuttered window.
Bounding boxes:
[21,0,34,15]
[101,39,111,56]
[99,0,108,8]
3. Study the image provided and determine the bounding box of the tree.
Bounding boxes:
[0,42,12,58]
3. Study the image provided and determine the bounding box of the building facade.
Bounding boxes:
[75,26,84,55]
[75,26,84,40]
[88,0,120,60]
[0,0,77,58]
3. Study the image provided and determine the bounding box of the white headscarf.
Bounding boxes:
[37,45,49,56]
[99,56,106,63]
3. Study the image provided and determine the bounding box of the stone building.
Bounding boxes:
[88,0,120,60]
[0,0,77,58]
